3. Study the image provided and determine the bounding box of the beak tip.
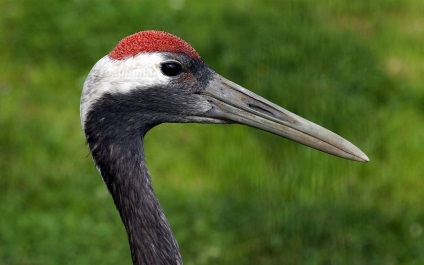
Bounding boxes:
[362,154,370,163]
[354,150,370,163]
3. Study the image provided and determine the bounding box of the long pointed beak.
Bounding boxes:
[200,73,369,162]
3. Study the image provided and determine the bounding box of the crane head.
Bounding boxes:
[81,30,369,162]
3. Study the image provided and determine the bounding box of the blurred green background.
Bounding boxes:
[1,0,423,264]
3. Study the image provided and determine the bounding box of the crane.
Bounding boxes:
[80,30,369,265]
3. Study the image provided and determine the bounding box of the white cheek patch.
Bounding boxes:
[80,53,171,128]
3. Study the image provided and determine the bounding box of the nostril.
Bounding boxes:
[248,103,275,118]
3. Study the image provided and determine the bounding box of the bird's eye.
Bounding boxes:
[160,62,184,77]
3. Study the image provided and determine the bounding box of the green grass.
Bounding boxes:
[1,0,423,264]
